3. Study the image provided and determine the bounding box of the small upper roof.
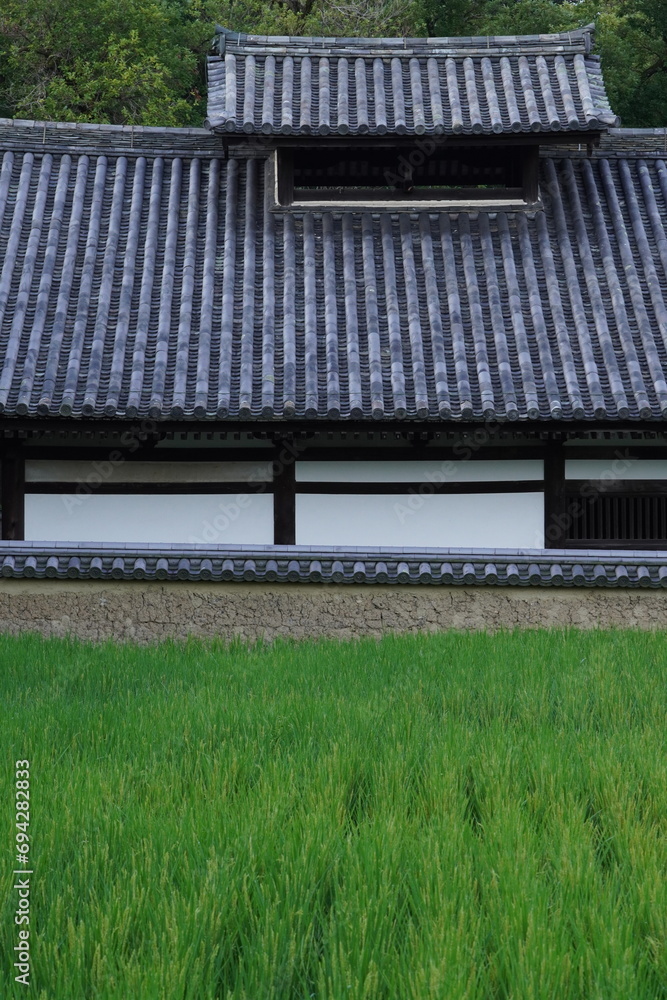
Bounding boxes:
[206,24,618,138]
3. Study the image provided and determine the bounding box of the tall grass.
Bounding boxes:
[1,630,666,999]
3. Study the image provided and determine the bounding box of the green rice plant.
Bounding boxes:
[0,629,666,998]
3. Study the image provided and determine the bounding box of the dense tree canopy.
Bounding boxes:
[0,0,210,126]
[0,0,665,127]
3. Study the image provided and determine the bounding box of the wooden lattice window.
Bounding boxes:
[276,144,539,206]
[564,488,667,548]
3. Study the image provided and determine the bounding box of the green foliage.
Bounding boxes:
[0,0,211,125]
[0,0,666,129]
[629,0,667,126]
[209,0,427,39]
[1,630,667,998]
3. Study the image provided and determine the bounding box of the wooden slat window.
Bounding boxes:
[564,490,667,548]
[277,145,539,205]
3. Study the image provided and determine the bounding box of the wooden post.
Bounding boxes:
[523,145,540,205]
[276,149,294,207]
[2,447,25,541]
[544,437,567,548]
[273,439,296,544]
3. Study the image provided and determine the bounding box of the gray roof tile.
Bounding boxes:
[1,123,667,421]
[206,25,618,137]
[1,542,667,587]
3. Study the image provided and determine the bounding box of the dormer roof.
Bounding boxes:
[206,24,619,138]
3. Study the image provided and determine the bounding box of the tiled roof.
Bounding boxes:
[2,122,667,422]
[1,543,667,587]
[206,25,618,137]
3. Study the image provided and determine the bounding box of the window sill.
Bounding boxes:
[272,197,542,214]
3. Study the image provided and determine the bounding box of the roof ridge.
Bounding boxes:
[0,117,221,154]
[214,23,596,56]
[0,117,212,139]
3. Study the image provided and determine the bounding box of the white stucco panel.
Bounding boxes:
[25,494,274,545]
[296,460,544,482]
[296,493,545,548]
[25,460,273,484]
[565,460,667,481]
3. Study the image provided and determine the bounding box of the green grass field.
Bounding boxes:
[1,630,667,1000]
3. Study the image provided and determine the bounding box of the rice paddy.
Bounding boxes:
[1,629,666,999]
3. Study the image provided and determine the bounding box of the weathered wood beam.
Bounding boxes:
[544,437,567,548]
[1,447,25,540]
[523,145,540,204]
[273,442,296,544]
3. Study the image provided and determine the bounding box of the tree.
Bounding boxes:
[0,0,211,125]
[208,0,426,36]
[628,0,667,126]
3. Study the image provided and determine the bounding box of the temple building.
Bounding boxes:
[1,23,667,602]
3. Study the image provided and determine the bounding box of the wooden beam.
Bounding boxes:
[544,438,567,548]
[294,480,542,495]
[3,417,667,440]
[1,447,25,540]
[19,443,547,462]
[273,443,296,544]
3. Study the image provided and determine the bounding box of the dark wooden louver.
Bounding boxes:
[565,490,667,549]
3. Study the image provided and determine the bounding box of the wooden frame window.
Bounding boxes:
[276,144,539,207]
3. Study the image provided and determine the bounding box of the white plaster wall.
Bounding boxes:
[296,493,545,548]
[25,494,274,545]
[296,460,544,482]
[565,460,667,481]
[25,460,272,484]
